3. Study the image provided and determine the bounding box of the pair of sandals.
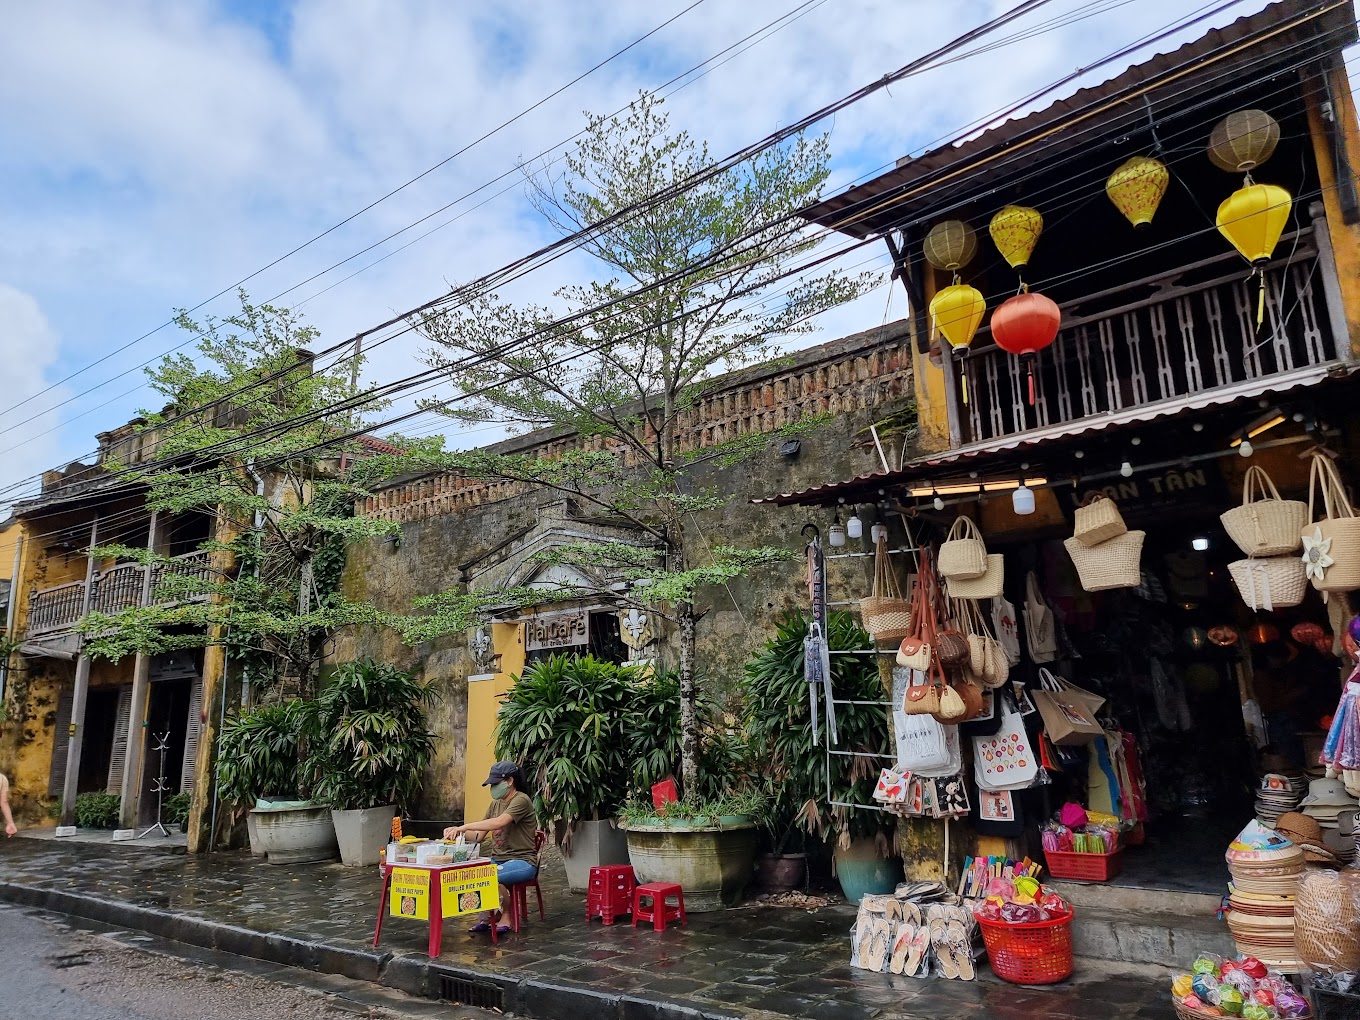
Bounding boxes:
[888,923,931,976]
[927,916,975,981]
[468,913,509,936]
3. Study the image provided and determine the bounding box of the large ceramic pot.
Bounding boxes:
[331,805,396,867]
[834,838,903,903]
[754,852,807,892]
[249,804,338,865]
[559,819,630,893]
[624,818,758,911]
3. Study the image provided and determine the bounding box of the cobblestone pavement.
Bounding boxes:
[0,837,1177,1019]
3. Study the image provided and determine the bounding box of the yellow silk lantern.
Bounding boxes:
[923,220,978,272]
[989,205,1043,269]
[1217,182,1291,325]
[930,283,986,350]
[1105,156,1169,227]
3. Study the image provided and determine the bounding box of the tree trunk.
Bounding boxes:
[677,599,699,797]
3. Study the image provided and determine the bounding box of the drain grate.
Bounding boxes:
[437,973,504,1010]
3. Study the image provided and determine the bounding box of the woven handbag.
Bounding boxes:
[1229,556,1307,611]
[939,516,988,580]
[1303,453,1360,593]
[933,683,968,723]
[902,676,942,716]
[896,557,936,670]
[861,533,913,642]
[946,553,1004,599]
[1221,465,1307,557]
[1064,530,1145,592]
[1073,494,1127,547]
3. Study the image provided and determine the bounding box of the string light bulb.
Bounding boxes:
[932,491,945,511]
[1012,484,1036,516]
[1120,461,1134,478]
[846,512,863,540]
[1238,440,1255,458]
[828,512,846,547]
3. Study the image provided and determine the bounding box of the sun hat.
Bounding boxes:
[1301,778,1357,808]
[1275,811,1324,846]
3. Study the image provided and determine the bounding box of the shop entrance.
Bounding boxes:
[140,679,192,824]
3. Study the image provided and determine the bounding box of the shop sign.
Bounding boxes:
[1065,466,1224,518]
[389,867,430,920]
[440,862,500,917]
[525,610,588,650]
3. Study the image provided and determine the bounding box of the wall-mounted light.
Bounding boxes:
[1192,536,1211,552]
[1012,484,1036,516]
[1231,412,1286,448]
[779,439,802,459]
[846,512,863,540]
[828,512,846,547]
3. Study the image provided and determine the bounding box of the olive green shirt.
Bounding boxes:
[484,791,537,865]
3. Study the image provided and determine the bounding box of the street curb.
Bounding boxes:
[0,879,742,1020]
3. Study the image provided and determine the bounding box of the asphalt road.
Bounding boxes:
[0,905,487,1020]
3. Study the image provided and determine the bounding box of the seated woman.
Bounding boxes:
[444,761,538,935]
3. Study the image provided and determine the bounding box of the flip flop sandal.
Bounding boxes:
[948,920,975,981]
[855,928,874,970]
[885,899,902,923]
[889,923,913,975]
[866,918,891,972]
[468,921,492,933]
[929,918,957,979]
[905,902,923,926]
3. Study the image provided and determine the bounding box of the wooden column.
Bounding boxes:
[58,516,100,831]
[117,512,159,831]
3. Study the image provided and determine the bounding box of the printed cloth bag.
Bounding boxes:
[1022,570,1058,663]
[992,595,1022,666]
[973,693,1040,791]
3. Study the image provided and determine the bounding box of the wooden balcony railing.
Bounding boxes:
[25,550,217,637]
[953,222,1347,446]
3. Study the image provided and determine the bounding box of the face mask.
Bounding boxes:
[490,781,511,800]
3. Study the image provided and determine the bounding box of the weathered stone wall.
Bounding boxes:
[334,320,915,818]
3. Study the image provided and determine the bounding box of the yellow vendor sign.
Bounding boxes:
[389,867,430,921]
[440,862,500,917]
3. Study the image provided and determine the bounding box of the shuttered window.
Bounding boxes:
[105,686,134,794]
[48,687,74,798]
[180,677,203,793]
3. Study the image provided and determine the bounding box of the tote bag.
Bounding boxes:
[973,694,1039,791]
[992,595,1022,666]
[1022,571,1058,663]
[1302,452,1360,593]
[1032,668,1103,745]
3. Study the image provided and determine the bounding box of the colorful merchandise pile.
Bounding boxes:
[850,882,980,981]
[1224,822,1305,971]
[1040,803,1124,881]
[1255,773,1305,828]
[969,864,1075,985]
[1171,953,1310,1019]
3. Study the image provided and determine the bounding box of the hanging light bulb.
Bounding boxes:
[1192,537,1211,552]
[1012,484,1036,516]
[932,493,945,511]
[1120,461,1134,478]
[871,523,888,544]
[828,512,846,547]
[1238,440,1255,458]
[846,512,863,540]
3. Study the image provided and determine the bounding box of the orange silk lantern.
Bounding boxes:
[992,290,1061,406]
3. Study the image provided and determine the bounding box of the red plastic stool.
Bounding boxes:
[631,882,686,932]
[586,865,635,925]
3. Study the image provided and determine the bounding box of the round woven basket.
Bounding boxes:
[1064,531,1144,592]
[1175,996,1310,1020]
[1228,556,1307,611]
[861,597,913,642]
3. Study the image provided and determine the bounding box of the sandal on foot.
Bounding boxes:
[468,921,493,933]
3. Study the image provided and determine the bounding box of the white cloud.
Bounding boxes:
[0,285,70,503]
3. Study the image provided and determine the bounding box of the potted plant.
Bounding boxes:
[741,611,900,903]
[217,699,336,864]
[618,680,763,911]
[306,660,437,867]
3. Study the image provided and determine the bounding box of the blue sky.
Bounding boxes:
[0,0,1300,503]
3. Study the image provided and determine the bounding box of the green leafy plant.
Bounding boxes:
[304,660,437,813]
[216,700,308,808]
[741,611,893,850]
[74,792,120,829]
[164,792,192,828]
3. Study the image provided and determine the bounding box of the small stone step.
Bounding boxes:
[1050,879,1224,915]
[1070,905,1236,967]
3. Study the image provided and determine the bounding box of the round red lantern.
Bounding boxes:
[991,289,1061,406]
[992,290,1061,356]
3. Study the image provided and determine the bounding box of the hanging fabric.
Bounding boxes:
[991,595,1022,666]
[1120,730,1149,823]
[1023,570,1058,663]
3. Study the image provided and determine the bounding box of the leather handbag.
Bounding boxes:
[896,553,938,670]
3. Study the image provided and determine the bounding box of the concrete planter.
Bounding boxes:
[754,852,807,892]
[249,804,337,865]
[559,819,630,892]
[624,819,757,911]
[245,811,265,857]
[332,805,396,867]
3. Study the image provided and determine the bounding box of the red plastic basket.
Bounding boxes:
[1043,848,1123,882]
[974,909,1075,985]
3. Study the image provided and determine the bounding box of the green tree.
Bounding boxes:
[412,93,876,792]
[79,292,406,699]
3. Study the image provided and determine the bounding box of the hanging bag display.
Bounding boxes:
[939,516,988,580]
[933,679,968,723]
[861,533,913,642]
[1228,555,1307,611]
[992,595,1022,666]
[1221,465,1307,557]
[1023,571,1058,663]
[973,692,1040,791]
[1031,668,1104,745]
[897,553,939,670]
[1302,452,1360,593]
[945,553,1004,600]
[1073,493,1127,546]
[1064,530,1145,591]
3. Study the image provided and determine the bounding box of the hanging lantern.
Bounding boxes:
[1208,625,1239,647]
[1208,109,1280,174]
[1184,626,1210,651]
[989,205,1043,270]
[1217,182,1292,326]
[991,290,1060,407]
[1105,156,1169,227]
[930,284,986,351]
[1247,621,1280,645]
[923,220,978,272]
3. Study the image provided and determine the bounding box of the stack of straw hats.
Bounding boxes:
[1255,772,1306,827]
[1224,821,1305,970]
[1300,777,1358,834]
[1274,811,1342,866]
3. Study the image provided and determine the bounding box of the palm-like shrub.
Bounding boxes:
[305,660,437,813]
[217,699,309,807]
[741,611,893,849]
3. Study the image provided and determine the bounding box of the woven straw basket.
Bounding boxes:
[946,554,1004,599]
[939,516,988,580]
[1221,466,1306,557]
[1304,453,1360,593]
[861,533,913,642]
[1229,556,1307,611]
[1064,531,1144,592]
[1073,494,1127,547]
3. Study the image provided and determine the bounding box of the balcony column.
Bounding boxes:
[57,516,99,833]
[115,512,158,835]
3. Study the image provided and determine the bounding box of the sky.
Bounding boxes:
[0,0,1312,504]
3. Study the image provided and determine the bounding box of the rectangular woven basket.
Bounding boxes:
[1064,531,1144,592]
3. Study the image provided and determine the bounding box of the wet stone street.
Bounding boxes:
[0,837,1177,1019]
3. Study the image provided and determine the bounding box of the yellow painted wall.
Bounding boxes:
[911,270,953,454]
[1305,62,1360,357]
[464,622,524,823]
